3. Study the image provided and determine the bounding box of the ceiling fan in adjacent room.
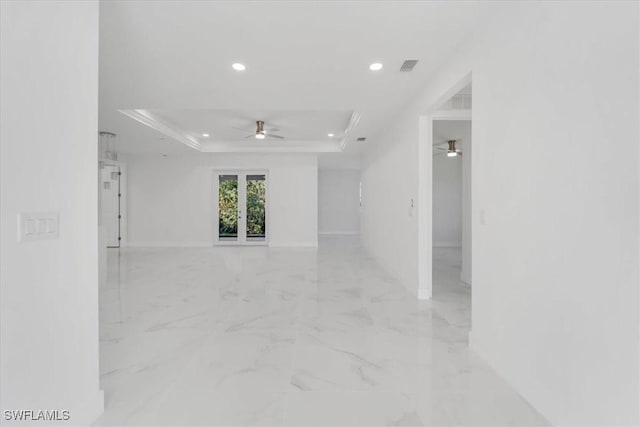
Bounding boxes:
[234,120,285,140]
[434,139,462,157]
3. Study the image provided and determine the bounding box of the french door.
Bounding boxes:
[213,170,268,245]
[101,164,121,248]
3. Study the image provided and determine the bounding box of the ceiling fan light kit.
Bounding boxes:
[447,140,459,157]
[242,120,285,140]
[255,120,266,139]
[433,139,463,157]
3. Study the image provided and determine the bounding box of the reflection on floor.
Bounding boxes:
[95,238,549,426]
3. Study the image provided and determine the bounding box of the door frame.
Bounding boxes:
[212,169,270,246]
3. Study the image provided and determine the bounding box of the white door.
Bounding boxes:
[101,165,120,247]
[214,171,267,245]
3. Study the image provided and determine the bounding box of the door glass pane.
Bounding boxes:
[246,174,266,241]
[218,175,238,241]
[101,165,120,248]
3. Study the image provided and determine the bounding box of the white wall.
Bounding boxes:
[126,153,318,247]
[361,111,419,291]
[361,2,638,425]
[432,135,462,247]
[0,1,103,424]
[318,169,360,235]
[432,154,461,247]
[318,153,361,170]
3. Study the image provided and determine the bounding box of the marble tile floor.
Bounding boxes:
[94,238,549,426]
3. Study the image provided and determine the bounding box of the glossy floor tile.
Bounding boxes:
[94,238,549,426]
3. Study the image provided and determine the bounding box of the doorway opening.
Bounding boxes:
[432,118,471,296]
[213,170,268,245]
[417,74,471,300]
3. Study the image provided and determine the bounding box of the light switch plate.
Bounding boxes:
[18,212,59,242]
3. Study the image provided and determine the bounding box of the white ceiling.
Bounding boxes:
[149,109,352,142]
[433,120,471,147]
[98,1,488,157]
[120,108,357,152]
[457,83,473,95]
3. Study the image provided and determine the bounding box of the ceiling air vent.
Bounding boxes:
[399,59,419,72]
[356,137,367,142]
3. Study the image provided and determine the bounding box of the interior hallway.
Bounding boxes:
[96,238,548,426]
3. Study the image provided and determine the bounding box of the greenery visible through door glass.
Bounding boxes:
[246,177,266,237]
[219,177,238,237]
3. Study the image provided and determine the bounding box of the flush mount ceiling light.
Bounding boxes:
[328,133,334,137]
[232,63,246,71]
[447,140,459,157]
[369,62,383,71]
[202,133,210,137]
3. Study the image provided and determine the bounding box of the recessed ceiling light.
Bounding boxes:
[369,62,383,71]
[328,133,334,137]
[202,133,210,137]
[232,63,246,71]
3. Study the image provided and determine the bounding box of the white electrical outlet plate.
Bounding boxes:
[18,212,59,242]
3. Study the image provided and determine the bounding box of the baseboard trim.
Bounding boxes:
[318,231,360,236]
[126,242,211,248]
[269,241,318,248]
[467,332,552,425]
[418,288,432,300]
[360,243,416,298]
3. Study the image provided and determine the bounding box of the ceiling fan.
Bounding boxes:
[434,139,462,157]
[234,120,285,140]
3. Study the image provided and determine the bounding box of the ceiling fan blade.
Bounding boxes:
[244,135,255,139]
[266,134,285,139]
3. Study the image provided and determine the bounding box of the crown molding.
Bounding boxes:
[340,110,361,150]
[119,109,357,154]
[119,109,202,151]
